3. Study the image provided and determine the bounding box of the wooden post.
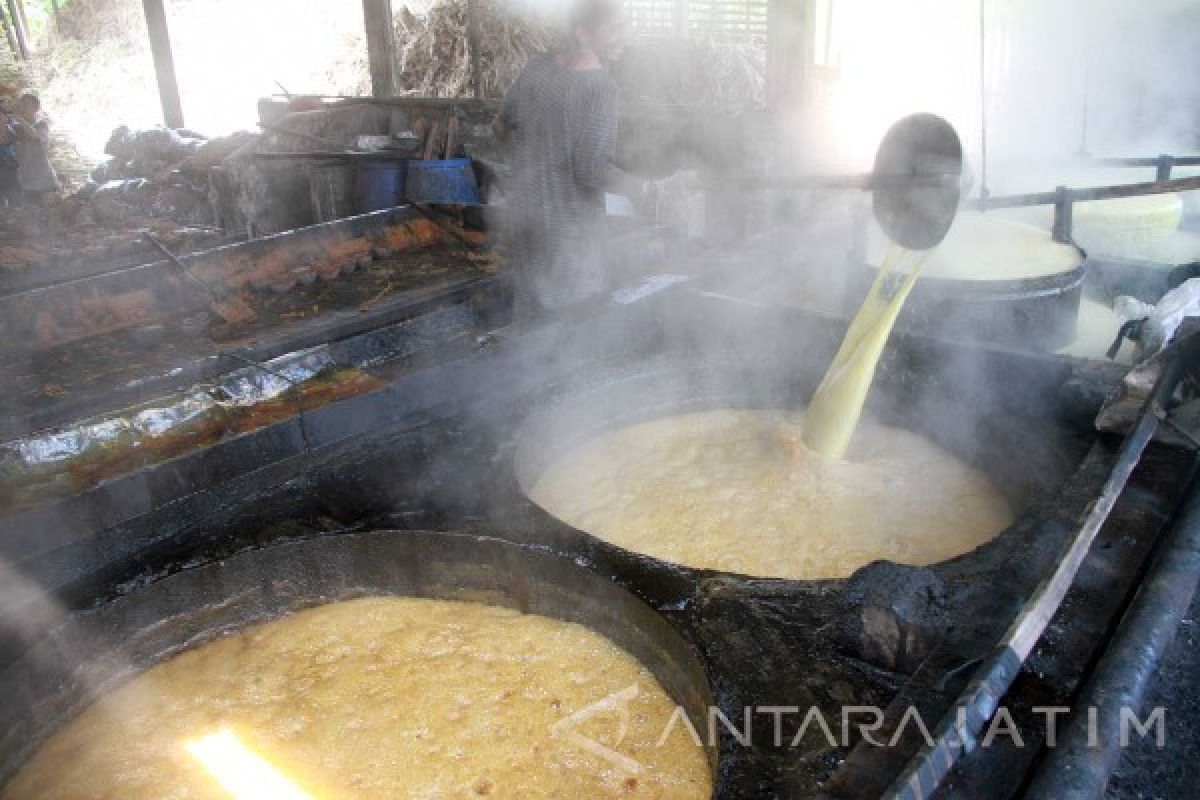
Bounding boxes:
[766,0,817,113]
[5,0,28,60]
[0,5,21,61]
[362,0,397,98]
[466,0,483,97]
[141,0,185,129]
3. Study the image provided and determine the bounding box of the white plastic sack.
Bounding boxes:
[1115,277,1200,361]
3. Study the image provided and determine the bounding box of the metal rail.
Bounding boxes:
[1025,462,1200,799]
[968,174,1200,210]
[880,346,1188,800]
[965,174,1200,244]
[1088,154,1200,181]
[717,173,960,192]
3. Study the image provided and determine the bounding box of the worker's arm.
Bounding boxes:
[572,78,643,197]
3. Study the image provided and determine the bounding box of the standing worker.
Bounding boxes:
[9,93,59,205]
[494,0,639,319]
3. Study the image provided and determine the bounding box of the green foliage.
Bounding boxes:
[12,0,77,42]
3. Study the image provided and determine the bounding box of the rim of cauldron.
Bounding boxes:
[863,261,1087,298]
[0,530,723,797]
[510,474,1054,593]
[508,363,1078,594]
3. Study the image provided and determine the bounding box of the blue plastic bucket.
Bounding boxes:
[405,158,480,205]
[355,160,407,213]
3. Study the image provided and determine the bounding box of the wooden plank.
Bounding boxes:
[362,0,397,98]
[5,0,27,60]
[141,0,185,128]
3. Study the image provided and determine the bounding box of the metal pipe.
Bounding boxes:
[143,233,225,303]
[881,352,1186,800]
[722,166,1197,201]
[1090,155,1200,169]
[718,173,958,192]
[1025,462,1200,799]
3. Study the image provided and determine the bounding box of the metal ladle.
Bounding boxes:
[870,112,964,250]
[719,113,964,251]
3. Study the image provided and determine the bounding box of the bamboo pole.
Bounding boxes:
[0,4,20,61]
[12,0,29,53]
[5,0,28,60]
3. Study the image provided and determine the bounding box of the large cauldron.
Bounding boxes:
[512,351,1087,584]
[0,530,719,793]
[852,262,1086,352]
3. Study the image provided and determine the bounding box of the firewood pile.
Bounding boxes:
[73,126,258,228]
[0,126,249,276]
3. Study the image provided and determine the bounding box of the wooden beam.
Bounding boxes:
[766,0,817,113]
[5,0,28,60]
[141,0,185,129]
[362,0,397,98]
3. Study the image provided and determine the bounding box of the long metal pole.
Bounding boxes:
[1026,467,1200,799]
[970,173,1200,211]
[881,353,1185,800]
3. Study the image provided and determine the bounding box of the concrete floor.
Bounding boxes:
[1107,590,1199,799]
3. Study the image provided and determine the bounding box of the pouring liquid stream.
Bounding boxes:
[802,244,932,459]
[527,240,1015,581]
